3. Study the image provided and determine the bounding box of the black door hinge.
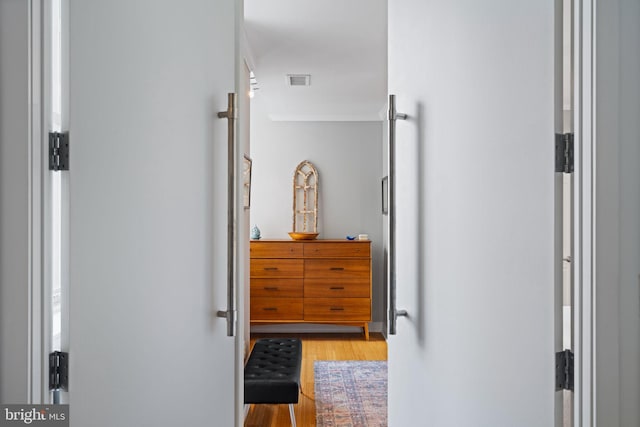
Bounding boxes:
[555,349,574,391]
[49,351,69,391]
[555,133,574,173]
[49,132,69,171]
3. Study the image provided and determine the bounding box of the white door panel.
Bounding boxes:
[68,1,238,425]
[388,1,557,426]
[0,0,31,404]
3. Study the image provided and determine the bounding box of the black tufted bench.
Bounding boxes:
[244,338,302,427]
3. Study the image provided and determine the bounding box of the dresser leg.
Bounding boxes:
[363,323,369,340]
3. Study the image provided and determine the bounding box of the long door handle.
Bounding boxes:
[216,93,238,337]
[388,94,409,335]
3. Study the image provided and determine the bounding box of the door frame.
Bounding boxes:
[28,0,72,405]
[573,0,596,425]
[26,0,46,404]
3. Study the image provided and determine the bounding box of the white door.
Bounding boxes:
[67,1,243,425]
[387,1,560,426]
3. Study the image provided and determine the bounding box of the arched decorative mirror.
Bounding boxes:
[289,160,319,240]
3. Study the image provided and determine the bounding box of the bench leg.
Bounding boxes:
[288,404,297,427]
[363,322,369,340]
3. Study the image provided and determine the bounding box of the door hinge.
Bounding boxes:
[555,349,574,391]
[49,351,69,391]
[555,133,574,173]
[49,132,69,171]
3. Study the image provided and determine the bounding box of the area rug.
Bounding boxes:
[314,360,387,427]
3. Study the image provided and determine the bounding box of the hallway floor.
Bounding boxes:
[244,333,388,427]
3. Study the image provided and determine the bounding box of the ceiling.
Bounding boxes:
[244,0,387,121]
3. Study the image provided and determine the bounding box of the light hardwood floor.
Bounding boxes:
[244,333,388,427]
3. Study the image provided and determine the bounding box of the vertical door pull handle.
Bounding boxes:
[388,94,409,335]
[216,93,238,337]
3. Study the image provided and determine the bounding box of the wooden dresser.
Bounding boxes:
[250,239,372,339]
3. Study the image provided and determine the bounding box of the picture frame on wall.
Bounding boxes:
[382,175,388,215]
[243,155,252,209]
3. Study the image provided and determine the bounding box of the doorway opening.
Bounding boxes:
[241,1,389,425]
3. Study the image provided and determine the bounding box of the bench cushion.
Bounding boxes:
[244,338,302,404]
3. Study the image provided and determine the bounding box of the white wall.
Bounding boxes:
[249,97,385,327]
[595,0,640,425]
[0,0,29,404]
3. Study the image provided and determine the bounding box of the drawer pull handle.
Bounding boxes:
[264,287,279,291]
[329,267,345,271]
[329,286,345,290]
[263,307,278,311]
[330,307,345,311]
[264,267,278,271]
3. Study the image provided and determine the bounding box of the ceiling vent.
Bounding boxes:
[286,74,311,87]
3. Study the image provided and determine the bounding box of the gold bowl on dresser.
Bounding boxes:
[288,232,319,240]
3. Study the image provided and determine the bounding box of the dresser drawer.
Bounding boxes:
[251,278,303,298]
[304,278,370,298]
[304,298,371,321]
[303,242,370,258]
[304,259,370,279]
[250,259,303,278]
[251,297,303,320]
[250,241,303,258]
